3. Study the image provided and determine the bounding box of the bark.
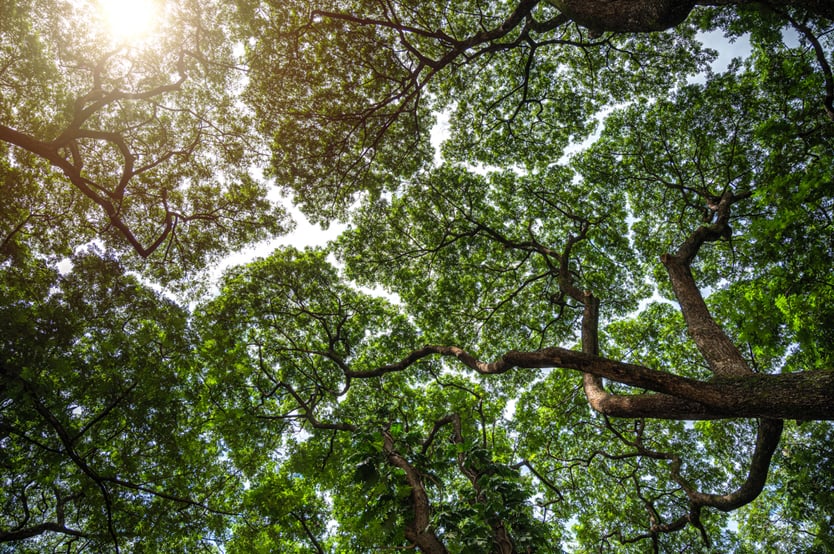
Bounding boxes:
[546,190,787,540]
[382,431,448,554]
[581,387,724,419]
[550,0,833,34]
[550,0,695,32]
[0,522,86,543]
[340,187,834,421]
[686,418,784,511]
[570,289,711,420]
[348,344,834,419]
[661,191,754,377]
[0,57,187,258]
[661,252,752,377]
[529,349,834,419]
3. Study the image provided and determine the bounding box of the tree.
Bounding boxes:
[199,248,556,553]
[0,250,240,552]
[2,0,833,552]
[223,0,833,551]
[243,0,834,219]
[0,0,289,280]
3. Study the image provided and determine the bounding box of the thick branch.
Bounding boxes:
[553,0,834,33]
[687,418,784,511]
[347,344,834,418]
[0,522,86,543]
[549,0,696,32]
[550,234,723,419]
[0,123,173,258]
[661,190,752,377]
[582,386,723,419]
[0,57,194,259]
[661,253,751,377]
[382,430,448,554]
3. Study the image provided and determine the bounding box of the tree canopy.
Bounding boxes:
[0,0,289,281]
[1,0,833,552]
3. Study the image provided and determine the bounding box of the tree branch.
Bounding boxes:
[345,344,834,419]
[291,511,326,554]
[382,429,448,554]
[686,418,784,511]
[0,522,86,543]
[661,190,753,377]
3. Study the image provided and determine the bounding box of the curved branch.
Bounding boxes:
[382,429,448,554]
[57,60,187,142]
[0,123,174,258]
[0,522,86,543]
[542,221,714,420]
[661,190,753,377]
[345,344,834,419]
[608,415,783,544]
[0,52,195,259]
[421,413,461,454]
[686,418,784,511]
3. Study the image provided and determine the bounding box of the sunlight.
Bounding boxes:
[98,0,161,43]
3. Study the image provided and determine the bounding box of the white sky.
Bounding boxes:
[698,29,753,76]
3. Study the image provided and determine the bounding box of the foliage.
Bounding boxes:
[0,250,238,551]
[2,0,834,552]
[0,0,289,281]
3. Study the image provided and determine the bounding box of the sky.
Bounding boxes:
[698,30,753,76]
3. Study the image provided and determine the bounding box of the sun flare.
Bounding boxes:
[98,0,160,43]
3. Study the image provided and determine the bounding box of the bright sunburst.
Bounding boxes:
[98,0,160,43]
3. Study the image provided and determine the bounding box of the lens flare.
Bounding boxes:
[98,0,160,43]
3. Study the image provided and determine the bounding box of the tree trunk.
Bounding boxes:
[550,0,695,32]
[382,431,448,554]
[550,0,834,33]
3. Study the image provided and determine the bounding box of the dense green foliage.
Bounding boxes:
[0,0,289,281]
[0,251,238,551]
[2,0,833,552]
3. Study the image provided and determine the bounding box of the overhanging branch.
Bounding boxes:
[345,344,834,419]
